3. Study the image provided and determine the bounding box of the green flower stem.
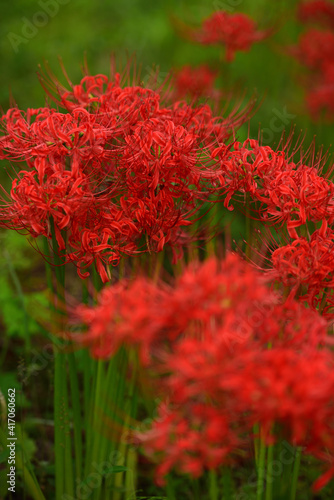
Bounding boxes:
[166,477,176,500]
[209,469,218,500]
[54,349,66,500]
[193,477,200,500]
[67,351,83,481]
[85,359,106,478]
[107,349,128,500]
[221,467,234,499]
[125,448,137,499]
[118,349,138,500]
[290,446,302,500]
[265,443,274,500]
[46,221,77,499]
[63,367,75,498]
[257,434,267,500]
[81,281,93,444]
[83,349,92,432]
[253,423,260,469]
[43,234,66,500]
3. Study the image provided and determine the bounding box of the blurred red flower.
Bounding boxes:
[171,65,220,101]
[177,11,270,62]
[298,0,334,29]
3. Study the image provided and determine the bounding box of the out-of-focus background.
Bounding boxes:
[0,0,330,150]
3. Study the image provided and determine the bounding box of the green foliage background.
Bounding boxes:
[0,0,330,153]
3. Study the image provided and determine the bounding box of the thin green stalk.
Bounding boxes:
[63,370,75,498]
[209,469,218,500]
[54,348,66,500]
[84,356,98,474]
[85,359,106,477]
[256,436,267,500]
[125,448,137,499]
[67,351,83,481]
[46,221,76,499]
[289,447,302,500]
[81,280,93,448]
[253,423,260,468]
[265,444,274,500]
[193,477,200,500]
[105,349,129,500]
[166,476,176,500]
[83,349,92,431]
[113,349,138,500]
[43,236,65,499]
[221,467,234,499]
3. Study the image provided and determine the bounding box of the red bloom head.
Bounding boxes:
[298,0,334,29]
[293,28,334,71]
[188,11,270,61]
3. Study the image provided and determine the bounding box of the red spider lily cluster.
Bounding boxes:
[208,135,334,321]
[177,10,269,62]
[212,138,334,229]
[2,3,334,496]
[270,227,334,315]
[293,0,334,120]
[0,68,253,281]
[74,254,334,490]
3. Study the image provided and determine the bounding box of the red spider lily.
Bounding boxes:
[135,402,237,486]
[177,11,270,62]
[261,165,334,231]
[138,346,334,489]
[73,253,334,488]
[298,0,334,29]
[73,277,167,360]
[292,29,334,71]
[269,227,334,318]
[307,80,334,120]
[0,107,114,162]
[73,253,327,360]
[211,138,291,209]
[4,161,92,245]
[212,138,334,235]
[0,63,255,281]
[138,323,331,488]
[170,65,220,101]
